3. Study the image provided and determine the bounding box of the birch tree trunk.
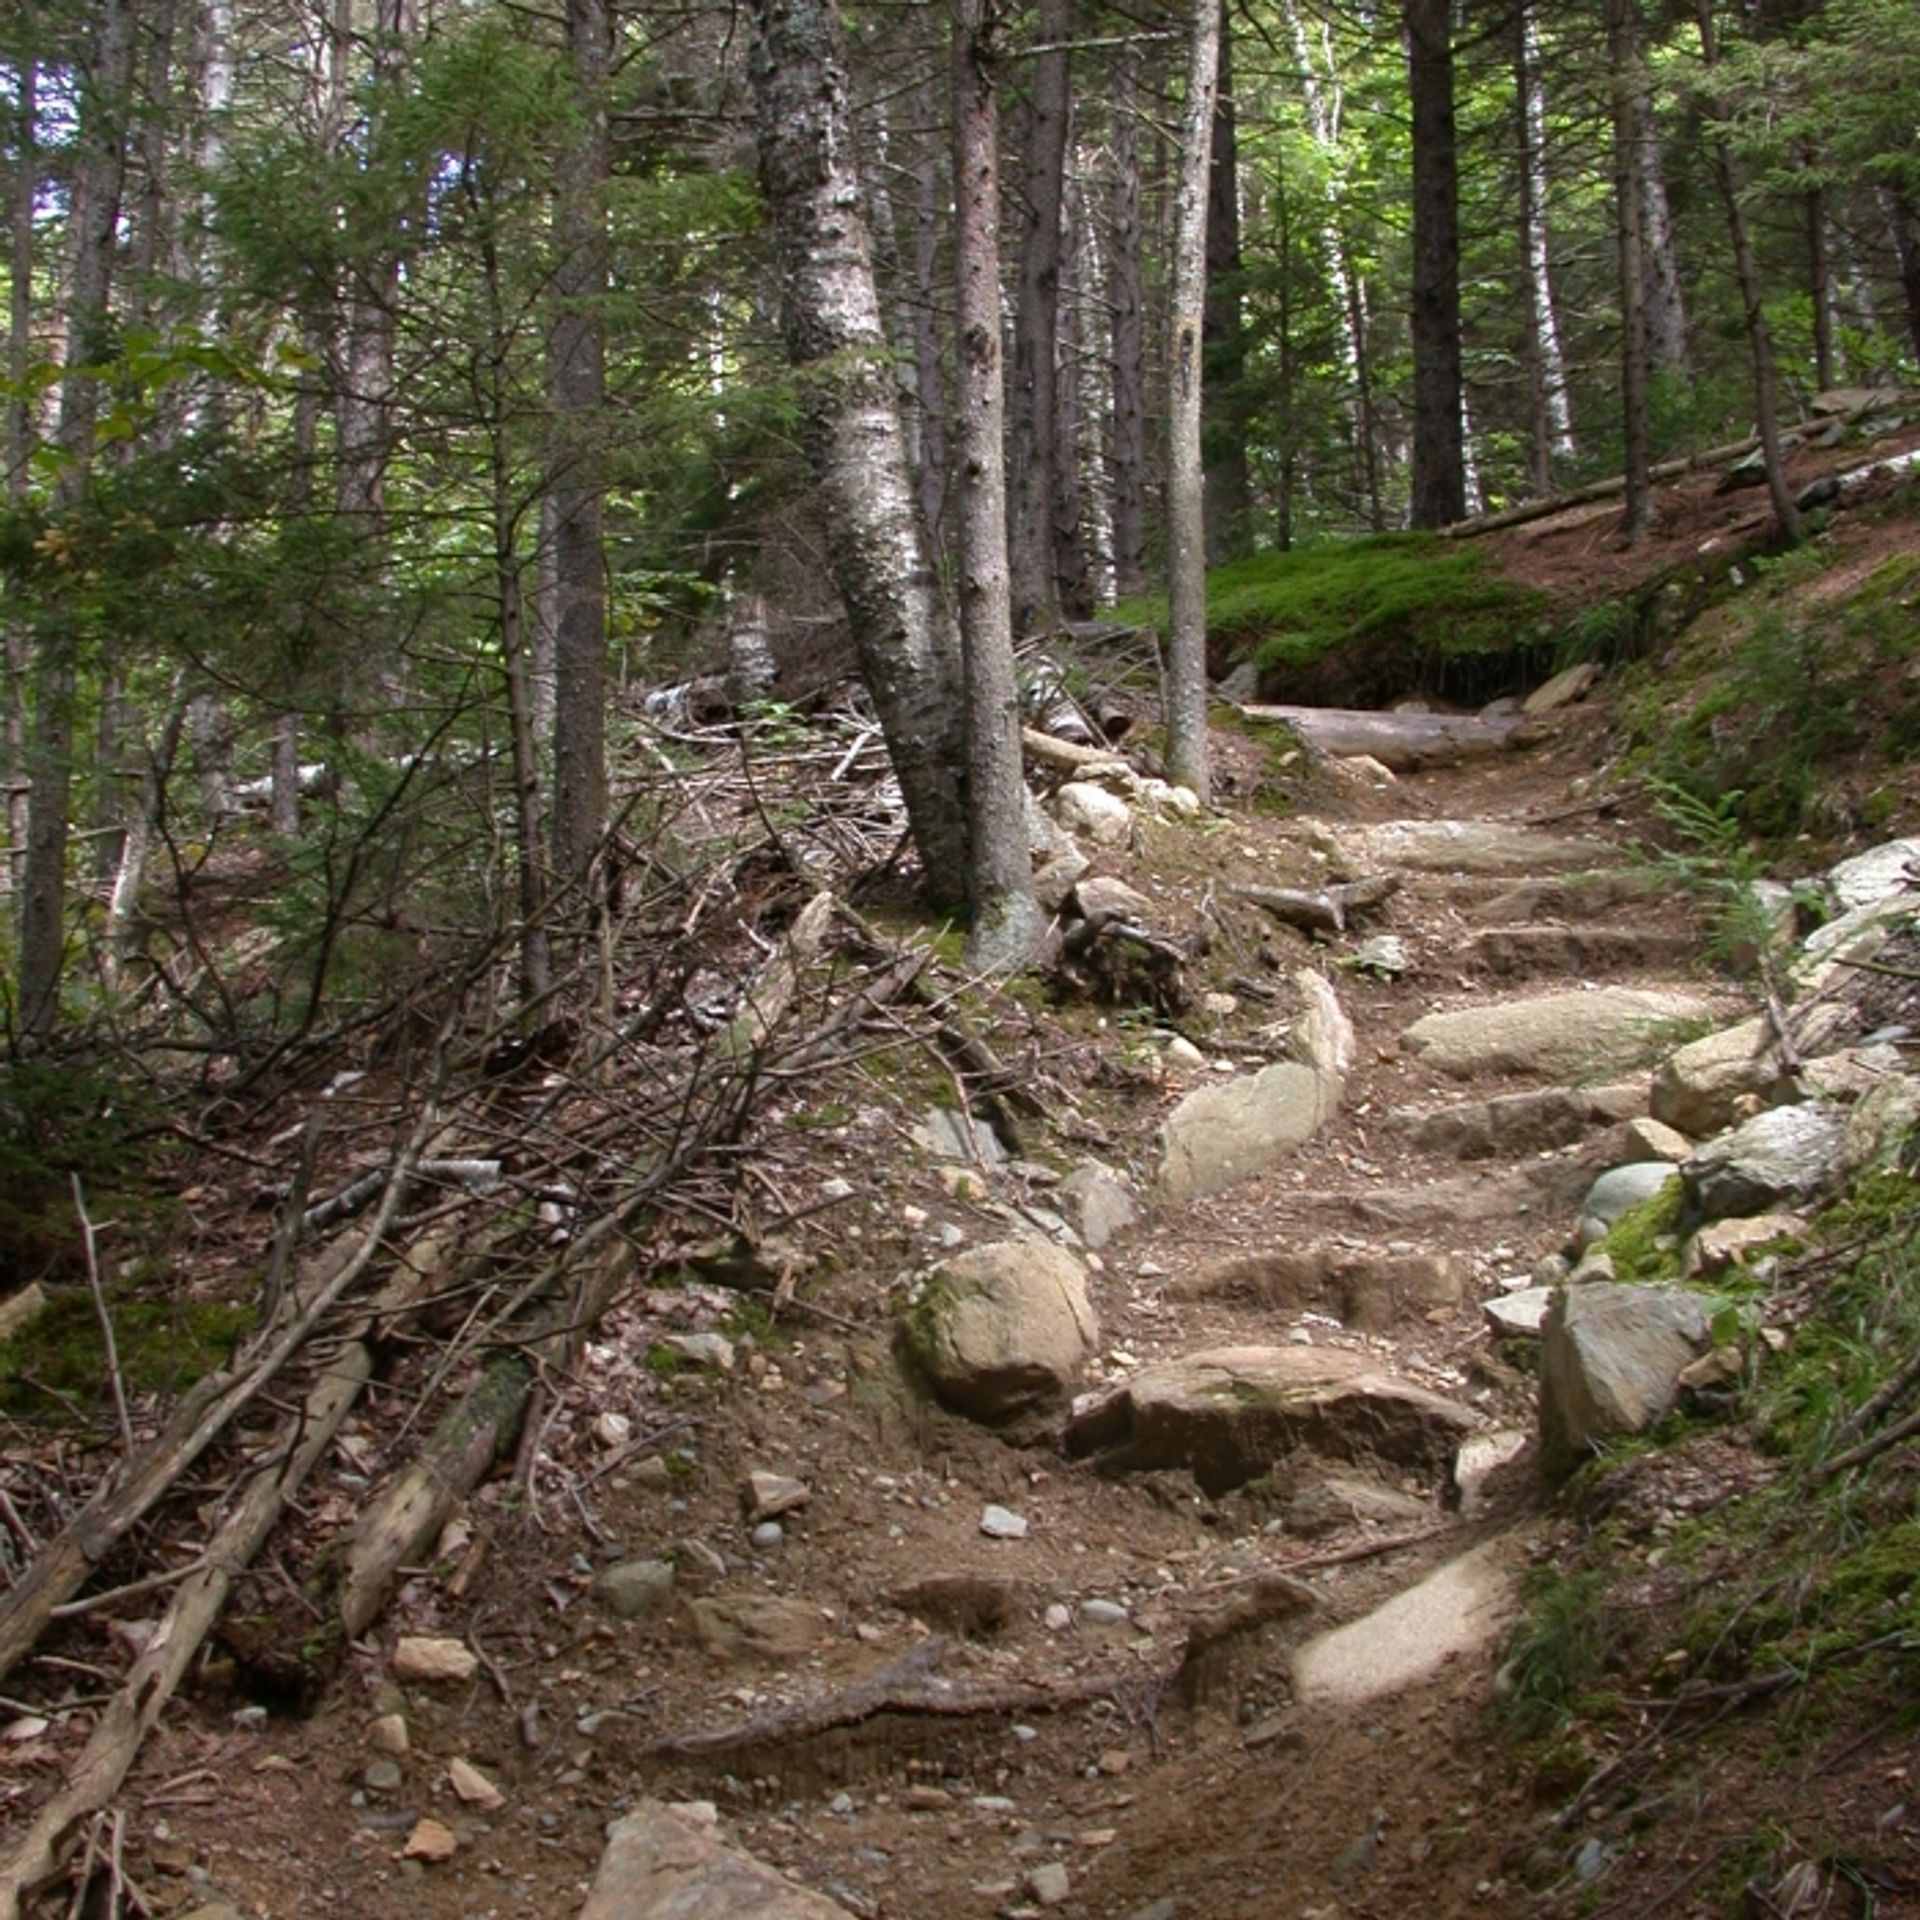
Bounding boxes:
[1514,1,1574,495]
[1406,0,1466,527]
[1106,45,1148,596]
[1635,52,1689,373]
[1606,0,1653,545]
[951,0,1041,971]
[747,0,970,902]
[1165,0,1221,806]
[1007,0,1072,634]
[548,0,610,891]
[19,0,138,1035]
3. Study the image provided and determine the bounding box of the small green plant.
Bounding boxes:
[1641,778,1800,982]
[1502,1568,1620,1736]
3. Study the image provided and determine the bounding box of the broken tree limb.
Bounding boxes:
[1236,704,1540,771]
[1229,874,1400,936]
[1020,726,1130,776]
[0,1108,436,1689]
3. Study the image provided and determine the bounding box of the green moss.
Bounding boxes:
[1111,535,1555,704]
[0,1290,256,1421]
[1595,1177,1688,1284]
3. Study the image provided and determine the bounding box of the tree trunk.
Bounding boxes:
[1165,0,1222,805]
[4,54,35,897]
[951,0,1041,971]
[19,0,137,1036]
[1806,179,1835,392]
[747,0,970,902]
[1884,188,1920,369]
[1605,0,1653,545]
[1636,64,1689,373]
[548,0,610,892]
[1051,163,1090,617]
[1106,45,1147,596]
[1698,1,1802,544]
[1203,2,1250,563]
[1007,0,1072,634]
[1513,1,1574,495]
[1406,0,1466,528]
[908,76,951,547]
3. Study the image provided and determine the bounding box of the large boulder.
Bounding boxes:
[1650,1014,1808,1136]
[1539,1283,1711,1473]
[1827,838,1920,914]
[898,1237,1098,1422]
[1402,987,1719,1081]
[580,1801,853,1920]
[1155,1061,1338,1202]
[1685,1102,1848,1218]
[1063,1345,1476,1496]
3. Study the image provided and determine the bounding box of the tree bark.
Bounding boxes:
[4,52,37,898]
[1106,44,1148,596]
[950,0,1041,971]
[1606,0,1653,545]
[1203,2,1250,562]
[1885,188,1920,369]
[548,0,610,891]
[1165,0,1221,806]
[19,0,138,1036]
[1051,163,1090,617]
[1636,55,1689,373]
[1806,179,1835,392]
[1406,0,1466,528]
[1698,1,1802,544]
[1007,0,1072,634]
[1513,1,1574,495]
[747,0,970,902]
[908,76,951,547]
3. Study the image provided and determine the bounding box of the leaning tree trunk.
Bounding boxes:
[19,0,137,1036]
[1165,0,1222,805]
[747,0,970,902]
[1406,0,1466,528]
[548,0,610,893]
[951,0,1042,971]
[1606,0,1653,545]
[1007,0,1073,635]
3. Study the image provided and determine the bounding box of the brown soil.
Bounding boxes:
[9,473,1920,1920]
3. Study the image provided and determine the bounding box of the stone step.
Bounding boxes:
[1341,818,1613,878]
[1461,870,1657,925]
[1460,923,1700,977]
[1400,984,1723,1081]
[1386,1081,1648,1161]
[1167,1243,1468,1331]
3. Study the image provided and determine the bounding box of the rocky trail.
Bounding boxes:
[10,664,1920,1920]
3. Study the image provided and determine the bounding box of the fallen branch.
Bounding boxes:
[1237,704,1539,771]
[0,1104,437,1688]
[642,1636,1117,1761]
[1020,726,1130,776]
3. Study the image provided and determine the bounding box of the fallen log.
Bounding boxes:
[0,1238,441,1920]
[1236,704,1540,771]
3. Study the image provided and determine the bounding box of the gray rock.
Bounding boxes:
[1539,1283,1711,1473]
[1621,1115,1693,1162]
[1078,1598,1130,1627]
[363,1758,403,1794]
[1462,924,1697,977]
[1174,1246,1467,1330]
[1827,838,1920,913]
[1402,987,1719,1081]
[1685,1212,1803,1276]
[1058,1163,1139,1250]
[1350,934,1409,978]
[1577,1162,1681,1248]
[899,1237,1098,1422]
[1649,1014,1810,1137]
[1484,1288,1554,1338]
[1027,1862,1072,1907]
[1071,875,1153,924]
[1290,969,1354,1083]
[1063,1345,1475,1497]
[980,1505,1029,1540]
[1033,848,1092,914]
[742,1470,810,1522]
[1686,1103,1847,1217]
[1352,819,1608,875]
[1522,662,1599,714]
[580,1800,854,1919]
[1155,1062,1338,1202]
[1280,1473,1430,1538]
[1843,1072,1920,1175]
[915,1107,1008,1165]
[1352,1154,1607,1232]
[594,1558,676,1622]
[750,1522,784,1550]
[1051,781,1133,847]
[664,1331,736,1372]
[1452,1430,1531,1516]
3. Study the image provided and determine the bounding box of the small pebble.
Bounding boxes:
[751,1521,784,1549]
[980,1505,1029,1540]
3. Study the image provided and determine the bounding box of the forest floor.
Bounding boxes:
[7,425,1920,1920]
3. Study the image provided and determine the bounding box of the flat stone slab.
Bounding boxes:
[1389,1081,1646,1160]
[1402,986,1720,1081]
[1064,1345,1475,1497]
[1350,819,1611,876]
[1462,925,1697,977]
[1155,1061,1338,1203]
[579,1801,852,1919]
[1292,1543,1515,1706]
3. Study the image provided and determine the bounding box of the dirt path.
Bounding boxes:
[90,702,1725,1920]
